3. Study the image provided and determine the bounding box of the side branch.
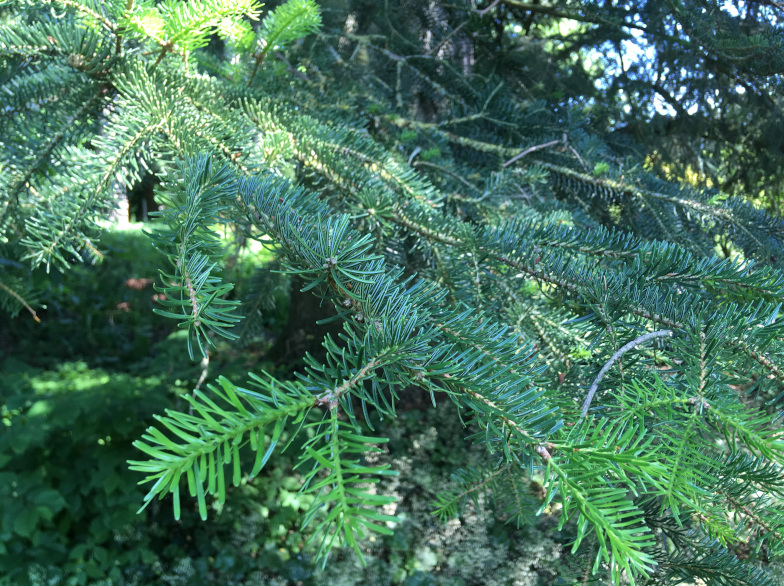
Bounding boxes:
[55,0,117,32]
[315,358,381,407]
[0,280,40,323]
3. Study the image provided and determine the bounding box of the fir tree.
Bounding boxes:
[477,0,784,211]
[2,0,784,583]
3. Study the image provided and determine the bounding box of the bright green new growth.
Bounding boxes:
[251,0,321,78]
[3,0,784,584]
[149,159,242,358]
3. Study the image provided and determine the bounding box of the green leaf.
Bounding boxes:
[13,508,39,537]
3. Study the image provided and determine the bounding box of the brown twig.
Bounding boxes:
[115,0,134,55]
[0,280,40,323]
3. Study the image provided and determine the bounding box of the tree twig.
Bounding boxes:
[115,0,134,55]
[502,139,561,167]
[477,0,502,17]
[0,280,40,323]
[194,352,210,392]
[581,329,673,417]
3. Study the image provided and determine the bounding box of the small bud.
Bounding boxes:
[68,54,85,69]
[534,445,551,461]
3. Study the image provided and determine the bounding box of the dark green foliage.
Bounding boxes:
[1,227,170,366]
[0,359,172,583]
[492,1,784,210]
[3,0,784,584]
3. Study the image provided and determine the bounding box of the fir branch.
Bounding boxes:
[150,157,242,358]
[130,374,314,520]
[45,0,118,33]
[730,339,784,386]
[248,0,321,86]
[503,138,562,168]
[30,118,161,270]
[6,85,105,203]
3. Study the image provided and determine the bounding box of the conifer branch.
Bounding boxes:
[5,4,784,581]
[248,0,321,86]
[315,358,382,407]
[730,339,784,386]
[6,86,105,204]
[25,116,161,270]
[48,0,117,33]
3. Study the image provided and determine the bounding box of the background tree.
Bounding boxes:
[471,0,784,211]
[2,0,784,584]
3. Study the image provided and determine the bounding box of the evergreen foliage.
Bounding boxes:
[487,0,784,210]
[3,0,784,583]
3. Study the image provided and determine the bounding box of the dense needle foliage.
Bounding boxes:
[3,0,784,583]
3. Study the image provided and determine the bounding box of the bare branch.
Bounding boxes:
[581,330,673,417]
[502,139,561,167]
